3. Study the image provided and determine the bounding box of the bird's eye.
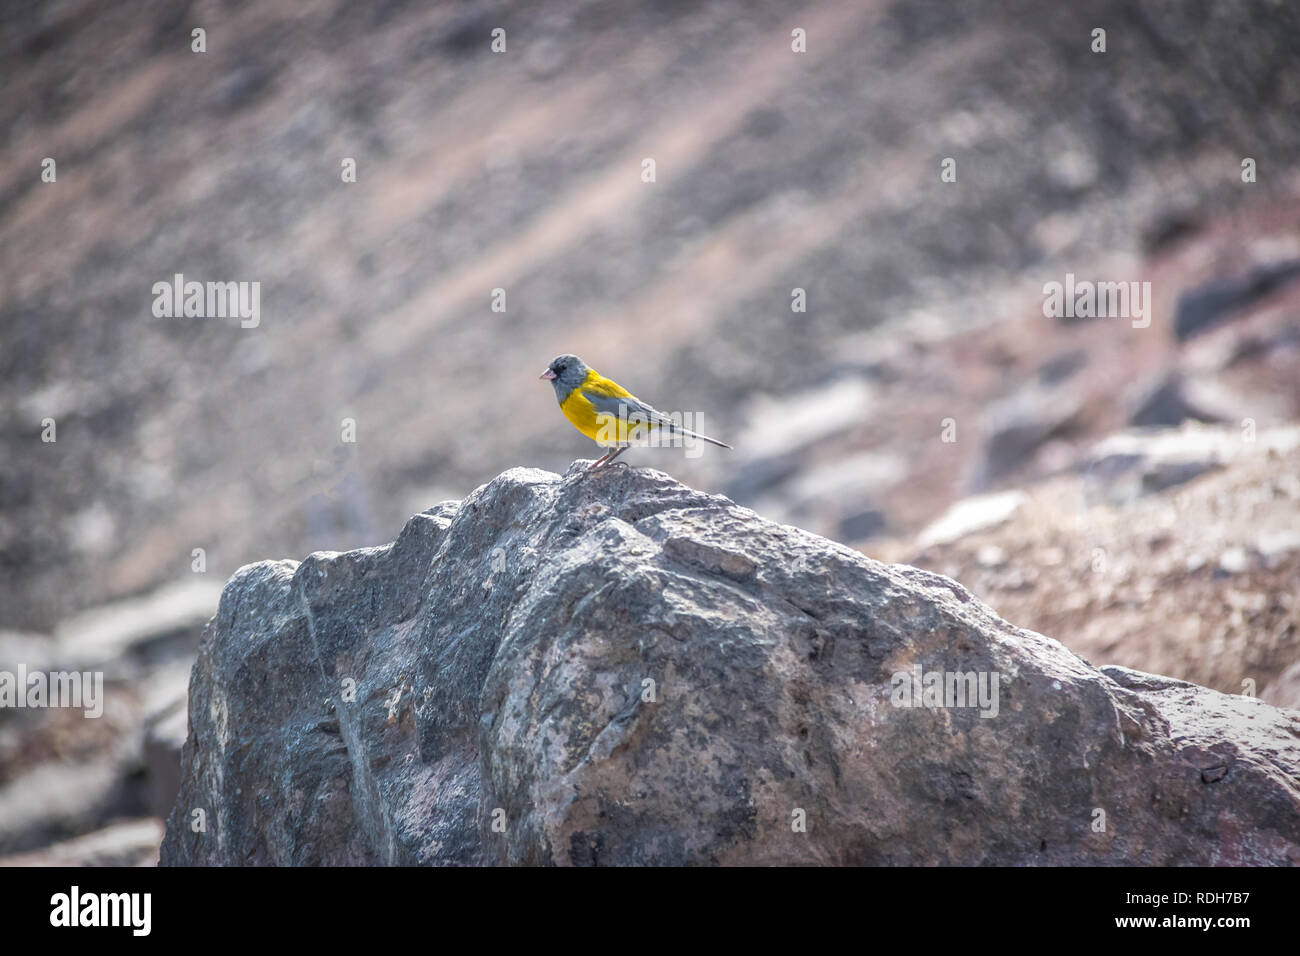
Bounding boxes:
[555,364,565,373]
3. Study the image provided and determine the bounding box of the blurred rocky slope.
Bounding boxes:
[0,581,215,865]
[3,0,1300,863]
[879,426,1300,709]
[4,0,1300,629]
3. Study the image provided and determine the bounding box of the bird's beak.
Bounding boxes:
[539,369,557,380]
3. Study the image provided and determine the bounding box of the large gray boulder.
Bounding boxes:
[161,463,1300,865]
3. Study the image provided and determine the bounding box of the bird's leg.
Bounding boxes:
[587,445,630,471]
[587,448,616,471]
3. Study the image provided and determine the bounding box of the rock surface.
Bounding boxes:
[162,464,1300,866]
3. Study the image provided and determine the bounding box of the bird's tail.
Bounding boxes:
[664,422,732,449]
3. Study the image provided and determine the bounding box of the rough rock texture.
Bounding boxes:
[162,464,1300,866]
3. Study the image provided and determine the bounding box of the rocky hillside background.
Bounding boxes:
[2,0,1299,863]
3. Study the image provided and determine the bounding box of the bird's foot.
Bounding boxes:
[585,446,630,472]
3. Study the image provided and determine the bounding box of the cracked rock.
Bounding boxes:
[162,465,1300,865]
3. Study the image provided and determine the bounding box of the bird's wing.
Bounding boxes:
[579,374,732,448]
[579,376,670,426]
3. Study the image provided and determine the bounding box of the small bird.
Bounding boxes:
[540,353,732,470]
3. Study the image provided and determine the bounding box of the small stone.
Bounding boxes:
[1218,547,1250,575]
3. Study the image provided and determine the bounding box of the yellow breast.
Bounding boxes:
[559,380,658,446]
[559,388,607,443]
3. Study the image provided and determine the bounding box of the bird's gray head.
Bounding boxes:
[539,354,590,403]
